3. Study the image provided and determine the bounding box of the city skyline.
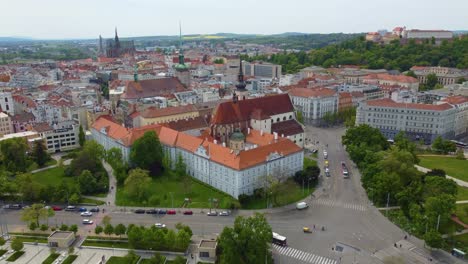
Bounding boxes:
[1,0,467,39]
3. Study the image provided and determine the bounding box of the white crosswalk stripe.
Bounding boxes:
[272,244,337,264]
[310,198,367,211]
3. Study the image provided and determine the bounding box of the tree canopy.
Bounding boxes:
[130,131,164,175]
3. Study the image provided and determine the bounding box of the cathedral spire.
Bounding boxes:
[114,27,120,48]
[178,21,184,65]
[235,59,246,91]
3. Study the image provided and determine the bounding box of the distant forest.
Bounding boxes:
[242,36,468,74]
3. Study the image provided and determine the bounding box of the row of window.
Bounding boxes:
[367,108,442,115]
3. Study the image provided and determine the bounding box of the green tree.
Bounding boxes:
[175,223,193,237]
[213,58,224,64]
[104,224,114,237]
[130,131,164,175]
[425,73,438,90]
[175,229,191,250]
[40,224,48,232]
[0,237,5,246]
[456,148,465,160]
[106,147,123,168]
[77,170,97,194]
[31,140,50,167]
[60,224,69,231]
[124,168,151,201]
[175,153,186,179]
[424,230,443,248]
[69,224,78,234]
[456,77,466,84]
[78,125,85,147]
[147,253,165,264]
[21,203,54,226]
[164,229,177,250]
[424,194,456,228]
[405,70,417,78]
[10,238,24,252]
[29,222,37,231]
[16,173,42,202]
[94,225,103,235]
[296,110,304,124]
[218,213,272,264]
[114,223,126,238]
[0,137,29,173]
[68,193,80,205]
[423,176,457,199]
[171,256,186,264]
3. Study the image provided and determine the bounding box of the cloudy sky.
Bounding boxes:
[1,0,467,39]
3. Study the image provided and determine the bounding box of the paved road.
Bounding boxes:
[1,126,465,263]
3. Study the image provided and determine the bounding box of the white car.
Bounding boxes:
[219,211,230,216]
[154,223,166,228]
[82,219,93,225]
[80,211,93,217]
[207,211,217,216]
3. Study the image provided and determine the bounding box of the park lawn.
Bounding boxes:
[166,258,187,264]
[42,253,60,264]
[457,186,468,201]
[31,166,75,186]
[62,255,78,264]
[10,236,48,243]
[80,197,106,205]
[454,204,468,225]
[241,178,314,209]
[444,233,468,253]
[116,172,238,209]
[418,156,468,182]
[106,256,140,264]
[304,157,317,168]
[6,251,25,262]
[140,258,166,264]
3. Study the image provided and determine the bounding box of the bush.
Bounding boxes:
[29,222,37,231]
[42,253,60,264]
[62,255,78,264]
[238,194,250,205]
[6,251,24,261]
[149,195,161,206]
[40,224,49,232]
[10,238,24,251]
[60,224,68,231]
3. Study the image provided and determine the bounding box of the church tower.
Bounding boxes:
[234,59,248,100]
[174,22,191,87]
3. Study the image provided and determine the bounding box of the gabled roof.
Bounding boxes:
[288,87,336,98]
[211,94,294,125]
[271,120,304,137]
[161,116,209,132]
[121,77,187,100]
[139,105,197,119]
[92,116,130,141]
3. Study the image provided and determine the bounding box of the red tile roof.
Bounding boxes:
[363,73,418,84]
[211,94,294,125]
[121,78,187,100]
[271,120,304,137]
[288,87,336,98]
[443,96,468,105]
[366,98,453,111]
[92,116,130,141]
[161,116,209,132]
[139,105,197,119]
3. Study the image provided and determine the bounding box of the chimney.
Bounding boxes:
[274,132,278,140]
[260,129,263,136]
[247,127,251,134]
[214,139,217,144]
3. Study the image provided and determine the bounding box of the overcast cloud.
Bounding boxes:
[1,0,467,39]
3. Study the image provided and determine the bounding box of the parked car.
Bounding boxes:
[158,209,167,215]
[154,223,166,228]
[52,206,63,211]
[311,149,318,153]
[65,206,76,211]
[146,209,158,214]
[80,211,93,217]
[207,211,217,216]
[296,202,309,210]
[134,209,145,214]
[4,204,22,210]
[78,207,87,212]
[219,211,230,216]
[167,210,176,215]
[89,207,100,212]
[82,219,93,225]
[183,210,193,215]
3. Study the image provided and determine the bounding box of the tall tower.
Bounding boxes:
[114,27,120,49]
[234,59,248,100]
[174,22,191,87]
[98,35,104,56]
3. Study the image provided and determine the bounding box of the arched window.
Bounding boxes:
[289,115,292,119]
[283,117,286,121]
[276,118,280,122]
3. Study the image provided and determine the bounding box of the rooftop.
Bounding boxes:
[366,98,454,111]
[199,240,217,249]
[288,87,336,98]
[48,231,74,239]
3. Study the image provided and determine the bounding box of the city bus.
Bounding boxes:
[272,232,287,246]
[450,140,468,148]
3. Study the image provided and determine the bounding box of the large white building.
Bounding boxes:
[242,61,282,79]
[33,122,80,153]
[0,92,14,116]
[356,98,457,143]
[91,116,303,198]
[288,87,338,124]
[442,96,468,138]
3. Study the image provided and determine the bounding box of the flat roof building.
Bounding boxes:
[48,231,75,248]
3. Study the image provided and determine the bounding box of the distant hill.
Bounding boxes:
[0,37,33,42]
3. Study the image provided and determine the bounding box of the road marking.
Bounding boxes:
[311,198,367,211]
[272,244,336,264]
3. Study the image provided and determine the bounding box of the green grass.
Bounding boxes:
[106,256,140,264]
[241,178,314,209]
[42,253,60,264]
[0,250,7,257]
[457,186,468,201]
[6,251,24,262]
[418,156,468,182]
[166,257,187,264]
[31,166,75,186]
[62,255,78,264]
[81,239,130,249]
[86,236,126,240]
[140,258,166,264]
[304,157,317,168]
[454,204,468,225]
[9,232,50,237]
[311,152,318,159]
[444,233,468,253]
[80,197,106,205]
[116,172,238,209]
[10,236,48,243]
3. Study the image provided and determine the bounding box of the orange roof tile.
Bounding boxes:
[92,116,130,140]
[443,96,468,105]
[289,87,336,98]
[366,98,453,111]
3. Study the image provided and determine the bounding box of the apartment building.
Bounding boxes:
[242,61,282,79]
[411,66,468,86]
[288,87,338,124]
[356,98,456,143]
[0,112,13,136]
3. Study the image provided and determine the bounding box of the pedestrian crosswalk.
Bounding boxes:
[311,198,367,211]
[273,244,337,264]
